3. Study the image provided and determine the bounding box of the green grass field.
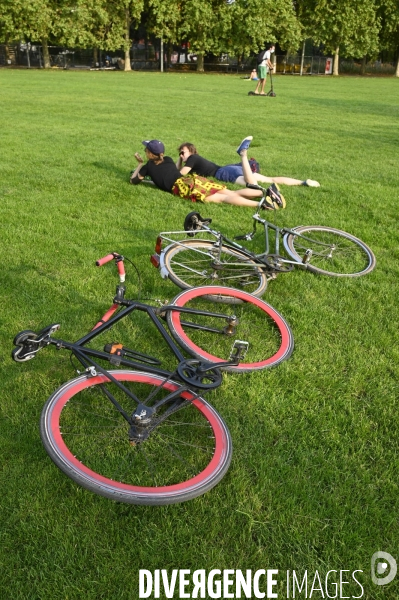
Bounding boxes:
[1,69,398,599]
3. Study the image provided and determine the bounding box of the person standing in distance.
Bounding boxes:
[254,44,275,95]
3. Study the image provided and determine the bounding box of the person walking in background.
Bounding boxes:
[254,43,275,96]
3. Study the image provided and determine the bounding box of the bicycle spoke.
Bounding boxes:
[42,372,231,501]
[164,241,268,298]
[137,444,158,487]
[284,226,375,277]
[157,431,214,453]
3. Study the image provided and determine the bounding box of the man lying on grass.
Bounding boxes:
[176,142,320,188]
[130,137,285,209]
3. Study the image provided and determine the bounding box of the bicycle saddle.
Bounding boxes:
[184,212,212,235]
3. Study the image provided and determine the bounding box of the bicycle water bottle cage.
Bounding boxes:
[12,323,60,363]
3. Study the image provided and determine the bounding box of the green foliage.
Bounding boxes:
[172,0,235,68]
[0,0,144,52]
[377,0,399,53]
[218,0,301,57]
[1,0,399,61]
[0,0,55,42]
[146,0,182,44]
[298,0,381,58]
[55,0,110,49]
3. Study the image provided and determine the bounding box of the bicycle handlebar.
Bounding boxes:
[96,252,126,283]
[96,253,117,267]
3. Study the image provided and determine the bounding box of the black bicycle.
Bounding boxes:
[12,253,293,505]
[151,191,376,300]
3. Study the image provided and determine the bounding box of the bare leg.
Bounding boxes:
[205,188,262,207]
[237,145,286,209]
[260,77,267,94]
[206,194,261,208]
[238,148,258,185]
[254,78,264,94]
[208,150,262,203]
[235,174,310,186]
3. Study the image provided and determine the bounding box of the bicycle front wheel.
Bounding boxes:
[40,370,232,505]
[283,226,376,277]
[167,286,294,373]
[163,240,268,300]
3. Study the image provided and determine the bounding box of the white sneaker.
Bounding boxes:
[305,179,320,187]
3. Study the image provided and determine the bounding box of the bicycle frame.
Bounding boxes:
[154,209,309,277]
[12,250,298,504]
[12,254,248,433]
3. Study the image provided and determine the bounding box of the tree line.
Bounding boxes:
[1,0,398,75]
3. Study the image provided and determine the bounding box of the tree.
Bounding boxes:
[0,0,97,68]
[175,0,232,71]
[69,0,144,70]
[0,0,145,70]
[146,0,182,46]
[0,0,58,67]
[224,0,302,61]
[297,0,380,75]
[0,0,19,60]
[377,0,399,76]
[55,0,110,50]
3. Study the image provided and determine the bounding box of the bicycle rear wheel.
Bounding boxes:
[167,286,294,373]
[162,240,268,301]
[40,370,232,505]
[283,226,376,277]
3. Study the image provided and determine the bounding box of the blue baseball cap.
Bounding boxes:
[142,140,165,155]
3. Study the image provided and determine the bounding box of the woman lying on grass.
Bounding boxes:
[130,137,285,209]
[176,141,320,188]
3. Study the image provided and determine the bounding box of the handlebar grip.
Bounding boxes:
[96,253,116,267]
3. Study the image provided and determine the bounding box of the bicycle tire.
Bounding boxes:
[283,226,376,277]
[163,240,268,301]
[40,370,232,505]
[167,286,294,373]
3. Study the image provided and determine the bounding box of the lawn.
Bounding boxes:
[0,69,398,599]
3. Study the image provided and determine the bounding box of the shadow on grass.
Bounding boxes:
[92,160,130,182]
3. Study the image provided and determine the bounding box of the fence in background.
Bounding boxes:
[276,55,329,75]
[0,44,396,76]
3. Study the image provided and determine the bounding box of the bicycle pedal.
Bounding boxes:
[230,340,249,361]
[302,249,313,264]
